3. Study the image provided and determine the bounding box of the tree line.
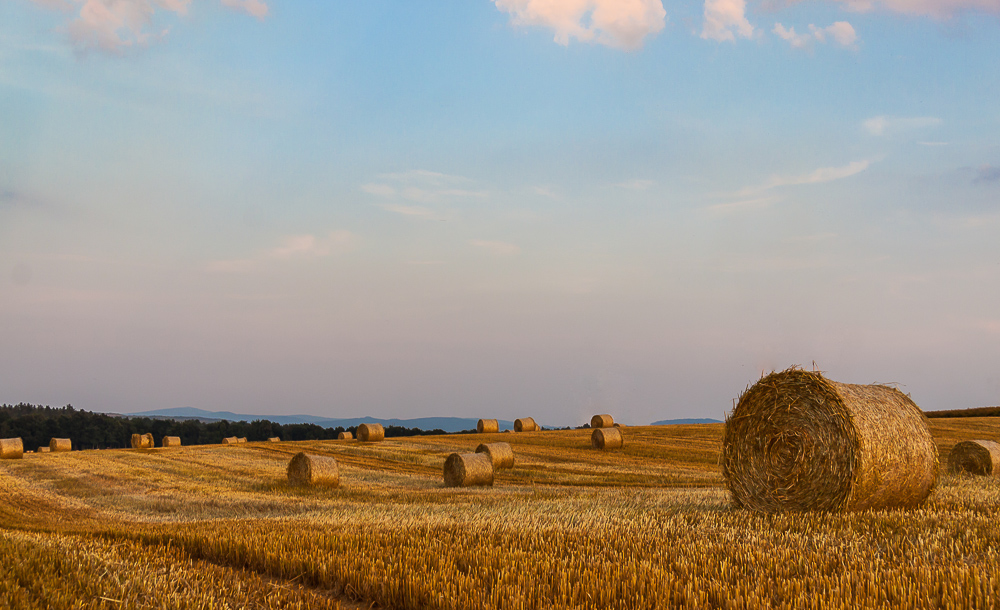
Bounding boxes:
[0,403,452,450]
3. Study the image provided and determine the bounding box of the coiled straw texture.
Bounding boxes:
[591,414,614,429]
[592,427,623,450]
[0,438,23,460]
[948,440,1000,476]
[443,453,494,487]
[287,452,340,487]
[722,368,938,513]
[358,423,384,442]
[475,442,514,469]
[477,419,499,434]
[514,418,536,432]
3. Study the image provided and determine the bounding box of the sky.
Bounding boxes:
[2,0,999,426]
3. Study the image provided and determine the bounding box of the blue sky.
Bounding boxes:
[2,0,999,425]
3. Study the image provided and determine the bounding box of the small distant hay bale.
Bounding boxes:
[49,438,71,453]
[722,368,939,513]
[477,419,499,434]
[268,437,280,442]
[476,442,514,469]
[162,436,182,448]
[948,440,1000,476]
[358,423,384,442]
[443,452,494,487]
[131,433,154,449]
[287,452,340,487]
[0,438,24,460]
[222,437,238,445]
[37,446,51,453]
[237,437,247,444]
[338,431,353,440]
[514,417,536,432]
[613,423,625,429]
[592,427,624,450]
[591,414,614,429]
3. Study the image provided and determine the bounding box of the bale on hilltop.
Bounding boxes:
[268,437,280,442]
[287,452,340,487]
[592,427,623,450]
[222,437,238,445]
[162,436,182,448]
[0,438,24,460]
[477,419,499,434]
[358,423,384,442]
[49,438,71,453]
[37,446,50,453]
[131,434,154,449]
[948,440,1000,476]
[476,442,514,469]
[443,452,494,487]
[337,431,353,440]
[514,417,536,432]
[721,368,939,513]
[591,414,614,429]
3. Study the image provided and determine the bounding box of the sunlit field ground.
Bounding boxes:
[2,419,1000,609]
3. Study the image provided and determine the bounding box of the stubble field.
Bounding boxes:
[1,419,1000,609]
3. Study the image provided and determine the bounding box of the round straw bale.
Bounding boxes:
[286,452,340,487]
[132,433,153,449]
[514,417,536,432]
[592,427,624,450]
[338,431,353,440]
[443,452,494,487]
[130,433,141,449]
[613,423,625,429]
[237,437,247,444]
[49,438,71,452]
[477,419,499,434]
[37,446,50,453]
[161,436,182,448]
[358,423,384,442]
[722,368,939,513]
[948,440,1000,476]
[0,438,24,460]
[268,437,280,442]
[591,414,614,429]
[222,437,238,445]
[476,442,514,469]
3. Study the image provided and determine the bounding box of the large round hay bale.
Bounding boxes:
[37,446,51,453]
[162,436,182,448]
[287,452,340,487]
[477,419,499,434]
[222,437,238,445]
[592,427,623,450]
[722,368,939,513]
[268,437,280,442]
[49,438,71,453]
[514,417,536,432]
[948,440,1000,476]
[476,442,514,469]
[358,423,384,442]
[443,452,494,487]
[338,431,353,440]
[0,438,24,460]
[131,433,154,449]
[591,414,614,429]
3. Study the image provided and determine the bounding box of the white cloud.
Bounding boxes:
[379,204,437,218]
[361,170,487,204]
[207,230,357,272]
[701,0,754,42]
[832,0,1000,18]
[773,21,857,49]
[706,196,777,214]
[29,0,267,53]
[494,0,666,50]
[739,160,871,195]
[470,239,521,256]
[863,115,942,136]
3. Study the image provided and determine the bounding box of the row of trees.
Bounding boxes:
[924,406,1000,419]
[0,403,451,450]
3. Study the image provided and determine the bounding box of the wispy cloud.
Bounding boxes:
[739,159,871,195]
[701,0,754,42]
[706,196,777,214]
[207,230,357,273]
[494,0,666,50]
[615,179,655,190]
[831,0,1000,19]
[863,115,942,136]
[974,165,1000,184]
[773,21,857,49]
[470,239,521,256]
[379,204,437,218]
[28,0,267,54]
[362,170,487,205]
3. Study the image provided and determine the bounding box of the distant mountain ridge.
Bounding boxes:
[114,407,515,433]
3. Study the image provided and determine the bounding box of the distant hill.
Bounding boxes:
[649,418,722,425]
[113,407,515,433]
[925,406,1000,419]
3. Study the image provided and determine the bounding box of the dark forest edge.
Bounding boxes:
[0,403,457,450]
[924,406,1000,419]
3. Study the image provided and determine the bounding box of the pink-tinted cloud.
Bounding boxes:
[701,0,754,42]
[773,21,857,49]
[29,0,267,53]
[494,0,667,50]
